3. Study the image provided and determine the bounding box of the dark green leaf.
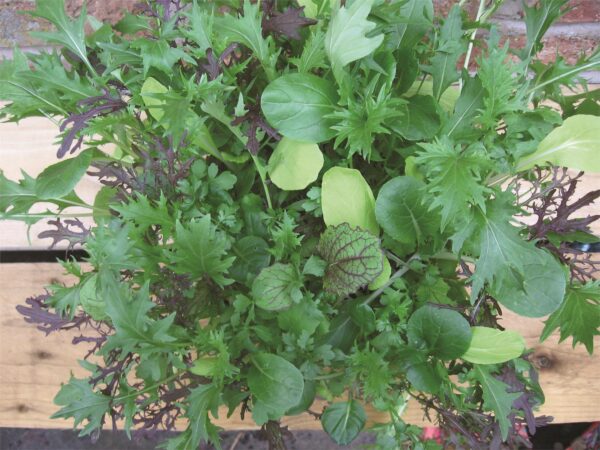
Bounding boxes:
[407,305,471,360]
[229,236,271,283]
[248,353,304,422]
[391,95,440,141]
[375,176,440,245]
[321,400,366,445]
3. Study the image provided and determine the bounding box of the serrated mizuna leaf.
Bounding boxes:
[252,264,302,311]
[168,216,235,287]
[321,400,366,445]
[541,281,600,354]
[462,327,525,364]
[318,223,384,297]
[473,366,521,440]
[325,0,384,72]
[52,377,110,437]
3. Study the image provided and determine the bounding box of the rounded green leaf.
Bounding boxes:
[261,73,339,143]
[229,236,271,282]
[375,176,439,244]
[318,223,384,297]
[321,400,366,446]
[268,138,324,191]
[35,150,93,200]
[407,305,472,360]
[252,264,302,311]
[287,380,316,416]
[462,327,525,364]
[322,167,379,235]
[517,115,600,173]
[140,76,168,121]
[248,353,304,415]
[491,250,567,317]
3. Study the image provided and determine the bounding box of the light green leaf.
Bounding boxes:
[252,264,302,311]
[375,176,440,244]
[35,150,94,200]
[405,80,459,113]
[321,167,379,235]
[407,305,472,360]
[325,0,384,72]
[516,115,600,173]
[368,256,391,290]
[140,77,168,121]
[463,327,525,364]
[473,365,521,440]
[248,353,304,421]
[321,400,366,446]
[79,274,108,321]
[318,223,384,297]
[261,73,339,143]
[268,138,324,191]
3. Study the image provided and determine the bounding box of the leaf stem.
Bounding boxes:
[251,154,273,210]
[364,254,419,306]
[113,371,181,404]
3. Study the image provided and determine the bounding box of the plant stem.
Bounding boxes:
[460,0,488,91]
[364,254,419,306]
[251,154,273,209]
[264,420,287,450]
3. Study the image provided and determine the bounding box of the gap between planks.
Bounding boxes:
[0,263,599,431]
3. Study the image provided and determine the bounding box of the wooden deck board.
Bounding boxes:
[0,263,599,431]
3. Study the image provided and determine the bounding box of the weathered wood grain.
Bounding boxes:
[1,263,599,431]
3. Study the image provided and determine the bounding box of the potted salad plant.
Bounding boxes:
[1,0,599,448]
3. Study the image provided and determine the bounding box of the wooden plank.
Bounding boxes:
[1,263,599,431]
[1,117,600,250]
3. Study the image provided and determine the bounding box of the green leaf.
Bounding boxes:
[321,400,366,446]
[79,274,108,321]
[407,305,471,360]
[261,73,339,143]
[168,216,235,287]
[473,365,520,440]
[516,115,600,173]
[131,38,192,76]
[426,5,465,101]
[325,0,384,73]
[318,223,384,297]
[229,236,271,283]
[248,353,304,422]
[252,264,302,311]
[278,301,326,336]
[462,327,526,364]
[386,0,433,50]
[490,249,566,317]
[402,351,442,393]
[442,75,485,138]
[392,94,440,141]
[172,384,222,450]
[140,77,169,121]
[368,256,391,290]
[375,176,440,245]
[416,139,488,231]
[519,0,569,62]
[321,167,379,235]
[268,138,324,191]
[52,377,110,437]
[35,150,94,200]
[112,193,173,236]
[28,0,94,73]
[541,281,600,354]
